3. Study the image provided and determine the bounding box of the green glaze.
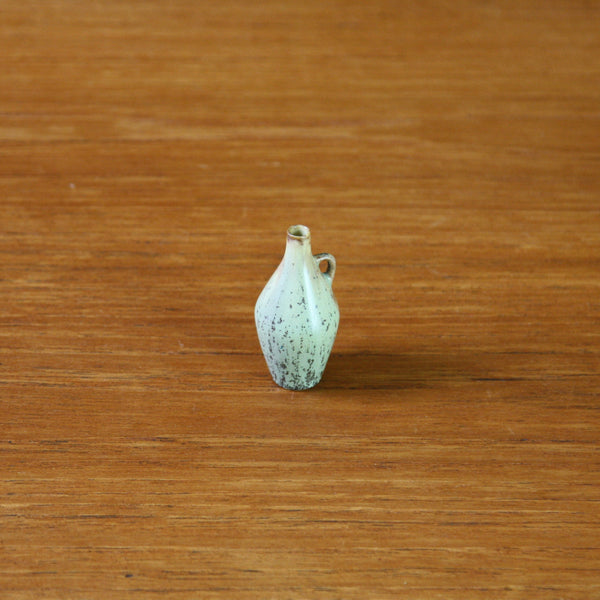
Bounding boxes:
[255,225,339,390]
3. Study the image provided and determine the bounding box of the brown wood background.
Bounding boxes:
[1,1,599,598]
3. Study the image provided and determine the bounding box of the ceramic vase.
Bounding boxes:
[255,224,340,390]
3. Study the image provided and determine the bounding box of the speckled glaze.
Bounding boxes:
[255,225,340,390]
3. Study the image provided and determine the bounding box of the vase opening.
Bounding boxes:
[287,224,310,240]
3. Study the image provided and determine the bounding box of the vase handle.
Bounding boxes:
[314,253,336,284]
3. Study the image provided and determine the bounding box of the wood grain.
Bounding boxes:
[1,1,599,598]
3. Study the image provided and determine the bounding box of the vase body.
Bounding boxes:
[255,225,339,390]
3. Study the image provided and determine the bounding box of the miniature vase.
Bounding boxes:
[255,224,340,390]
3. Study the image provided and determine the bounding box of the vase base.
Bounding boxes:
[272,374,323,391]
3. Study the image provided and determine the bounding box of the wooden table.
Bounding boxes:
[1,1,599,598]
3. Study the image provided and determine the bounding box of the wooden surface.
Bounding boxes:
[1,1,599,598]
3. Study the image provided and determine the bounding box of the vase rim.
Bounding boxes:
[287,224,311,241]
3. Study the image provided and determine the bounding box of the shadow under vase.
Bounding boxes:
[320,350,486,391]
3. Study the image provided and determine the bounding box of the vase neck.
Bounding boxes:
[284,225,313,262]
